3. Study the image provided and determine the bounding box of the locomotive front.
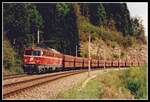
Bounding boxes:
[23,48,42,73]
[23,47,63,74]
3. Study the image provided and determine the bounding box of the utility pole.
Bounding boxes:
[76,45,78,57]
[32,34,34,47]
[13,39,16,48]
[137,48,140,66]
[126,52,128,67]
[119,49,120,70]
[128,48,131,67]
[88,32,91,77]
[104,49,106,71]
[37,29,40,45]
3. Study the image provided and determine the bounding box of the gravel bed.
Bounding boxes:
[3,68,128,100]
[3,71,75,85]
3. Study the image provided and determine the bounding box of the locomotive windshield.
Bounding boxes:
[24,50,41,56]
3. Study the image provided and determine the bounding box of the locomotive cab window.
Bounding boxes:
[24,50,32,55]
[24,50,41,56]
[32,50,41,56]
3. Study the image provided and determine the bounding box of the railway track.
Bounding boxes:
[3,73,28,80]
[3,70,87,98]
[2,67,140,99]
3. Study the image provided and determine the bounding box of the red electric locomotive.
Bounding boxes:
[23,47,63,73]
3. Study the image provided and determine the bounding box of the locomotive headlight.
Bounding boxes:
[30,57,34,61]
[24,59,27,63]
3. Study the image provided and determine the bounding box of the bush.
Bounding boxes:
[79,16,135,49]
[112,53,119,59]
[122,36,137,48]
[124,66,147,99]
[3,37,23,74]
[3,39,16,70]
[126,77,140,96]
[80,50,88,57]
[111,41,118,48]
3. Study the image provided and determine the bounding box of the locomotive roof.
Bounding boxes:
[24,47,61,54]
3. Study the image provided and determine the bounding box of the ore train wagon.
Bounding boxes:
[23,47,144,74]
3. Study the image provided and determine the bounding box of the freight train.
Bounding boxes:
[23,47,145,74]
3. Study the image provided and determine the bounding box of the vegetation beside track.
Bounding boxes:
[56,65,147,99]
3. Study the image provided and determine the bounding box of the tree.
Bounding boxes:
[89,3,106,26]
[27,4,44,32]
[3,32,16,70]
[56,3,71,16]
[55,4,80,55]
[103,3,132,36]
[79,3,90,19]
[3,3,44,54]
[130,17,146,44]
[130,17,145,36]
[37,3,80,55]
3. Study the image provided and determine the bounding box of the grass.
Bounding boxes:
[55,66,147,99]
[97,69,134,99]
[56,77,102,99]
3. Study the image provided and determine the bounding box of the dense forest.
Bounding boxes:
[3,3,146,73]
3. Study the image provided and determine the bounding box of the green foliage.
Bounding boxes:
[28,4,44,29]
[55,4,79,55]
[126,77,140,96]
[123,66,147,99]
[3,3,44,55]
[130,17,144,36]
[111,41,118,48]
[112,53,119,59]
[120,52,125,58]
[56,66,147,99]
[99,66,147,99]
[130,17,146,44]
[4,4,27,33]
[3,38,16,70]
[14,56,23,73]
[3,35,23,74]
[103,3,132,36]
[56,78,101,99]
[3,3,146,74]
[89,3,106,26]
[79,16,127,49]
[101,28,123,43]
[80,50,88,57]
[56,3,71,16]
